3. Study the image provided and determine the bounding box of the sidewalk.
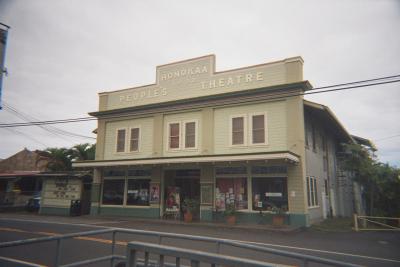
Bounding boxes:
[0,211,302,233]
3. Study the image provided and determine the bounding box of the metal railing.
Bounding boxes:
[0,227,362,267]
[353,214,400,231]
[127,241,277,267]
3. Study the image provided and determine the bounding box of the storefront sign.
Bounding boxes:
[44,179,81,200]
[104,55,302,110]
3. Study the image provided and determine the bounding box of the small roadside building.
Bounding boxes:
[73,55,362,226]
[0,149,49,208]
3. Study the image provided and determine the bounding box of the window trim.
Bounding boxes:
[249,112,268,146]
[229,114,247,147]
[129,126,141,153]
[182,119,199,150]
[115,128,127,153]
[167,121,181,151]
[307,176,319,208]
[101,175,151,207]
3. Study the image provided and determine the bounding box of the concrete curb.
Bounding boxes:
[0,212,303,233]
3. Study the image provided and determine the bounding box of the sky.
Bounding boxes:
[0,0,399,166]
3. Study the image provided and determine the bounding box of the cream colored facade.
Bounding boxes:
[74,55,354,226]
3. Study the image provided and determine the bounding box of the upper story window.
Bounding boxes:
[130,127,140,152]
[116,126,140,153]
[169,123,180,149]
[184,121,196,148]
[305,124,309,147]
[167,120,198,150]
[116,129,126,153]
[311,124,317,151]
[230,113,267,147]
[231,116,246,145]
[251,114,266,145]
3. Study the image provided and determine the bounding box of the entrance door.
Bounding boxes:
[164,169,200,220]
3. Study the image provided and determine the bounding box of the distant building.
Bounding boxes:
[0,148,50,208]
[74,55,364,226]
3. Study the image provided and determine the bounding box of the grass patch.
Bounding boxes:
[311,217,354,232]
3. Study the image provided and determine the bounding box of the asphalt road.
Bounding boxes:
[0,213,399,267]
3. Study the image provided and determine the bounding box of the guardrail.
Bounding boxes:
[127,241,277,267]
[353,214,400,231]
[0,227,363,267]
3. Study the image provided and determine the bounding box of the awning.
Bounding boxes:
[72,152,300,168]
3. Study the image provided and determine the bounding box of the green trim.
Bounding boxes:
[39,206,70,216]
[90,81,312,117]
[90,204,99,215]
[200,209,213,221]
[99,206,160,218]
[212,212,308,227]
[91,184,101,202]
[289,213,309,227]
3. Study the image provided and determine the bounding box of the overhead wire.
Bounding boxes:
[2,102,96,140]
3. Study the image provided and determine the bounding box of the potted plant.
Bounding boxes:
[224,203,237,225]
[182,199,198,223]
[272,206,286,227]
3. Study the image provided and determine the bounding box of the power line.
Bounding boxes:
[2,102,96,140]
[375,134,400,142]
[0,75,399,128]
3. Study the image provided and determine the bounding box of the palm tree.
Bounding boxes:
[71,143,96,161]
[43,147,73,171]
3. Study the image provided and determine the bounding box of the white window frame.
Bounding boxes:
[115,128,127,153]
[229,114,247,147]
[249,112,268,146]
[182,119,198,150]
[167,121,181,151]
[129,126,141,153]
[307,176,319,208]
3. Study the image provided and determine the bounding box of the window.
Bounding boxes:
[102,179,125,205]
[126,179,150,206]
[215,178,248,211]
[231,116,245,145]
[116,129,126,152]
[130,127,140,152]
[311,124,316,151]
[169,123,180,149]
[324,179,329,196]
[305,124,309,147]
[251,114,265,144]
[167,121,198,150]
[184,121,196,148]
[252,177,288,211]
[306,176,318,207]
[323,156,328,172]
[322,134,327,152]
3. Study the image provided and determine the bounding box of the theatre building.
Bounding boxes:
[74,55,357,227]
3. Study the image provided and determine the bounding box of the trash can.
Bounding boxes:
[70,200,81,216]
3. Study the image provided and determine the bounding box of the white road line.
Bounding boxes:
[1,217,399,264]
[235,240,400,264]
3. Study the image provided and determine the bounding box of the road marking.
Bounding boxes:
[235,239,400,264]
[1,217,400,264]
